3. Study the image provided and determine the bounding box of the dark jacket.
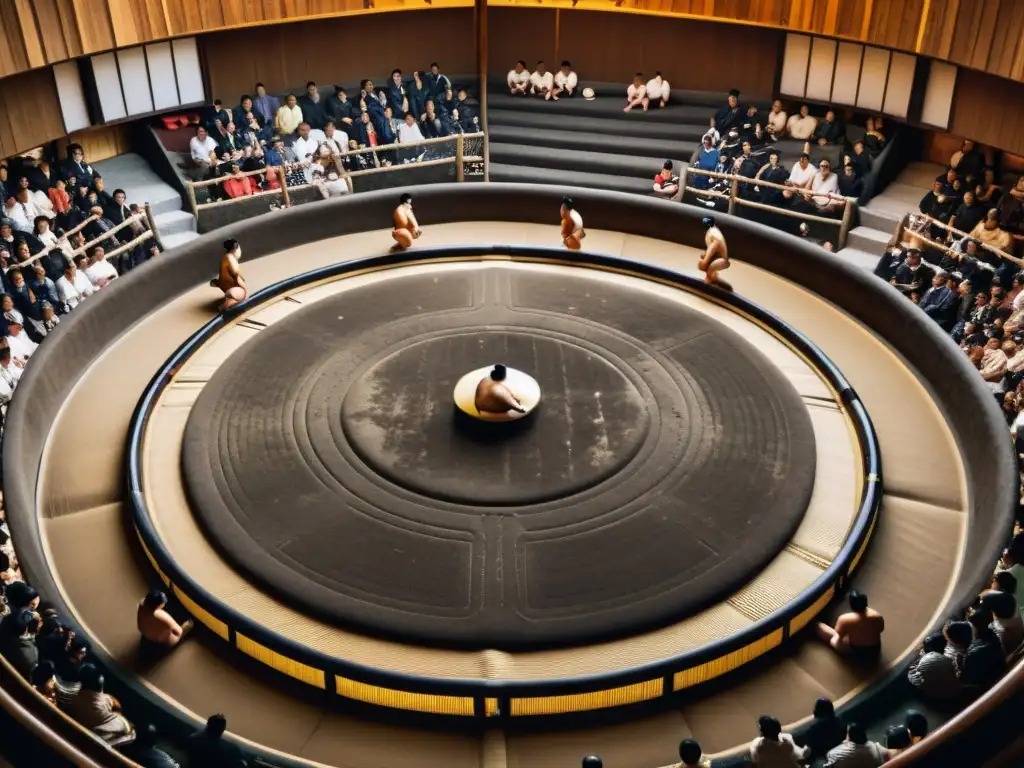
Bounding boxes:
[918,284,958,329]
[408,82,430,120]
[813,118,844,144]
[386,80,407,115]
[962,632,1005,688]
[297,94,328,130]
[423,71,451,101]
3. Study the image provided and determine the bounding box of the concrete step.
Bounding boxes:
[489,124,695,161]
[92,153,185,217]
[899,161,946,188]
[487,91,717,126]
[845,225,891,256]
[488,108,708,142]
[153,209,196,237]
[160,231,200,251]
[858,205,902,235]
[835,246,881,272]
[489,162,655,196]
[490,142,688,181]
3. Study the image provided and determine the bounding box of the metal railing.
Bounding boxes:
[184,132,485,219]
[681,166,857,249]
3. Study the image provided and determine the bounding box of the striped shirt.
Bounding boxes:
[823,740,887,767]
[907,650,960,699]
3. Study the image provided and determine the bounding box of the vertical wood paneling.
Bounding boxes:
[67,122,131,161]
[71,0,116,53]
[0,67,67,156]
[949,68,1024,157]
[486,7,556,77]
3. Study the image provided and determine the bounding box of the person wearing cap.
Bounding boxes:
[551,61,578,100]
[507,60,530,95]
[786,104,818,140]
[56,259,97,310]
[529,61,553,98]
[711,89,743,135]
[653,161,680,200]
[699,216,732,290]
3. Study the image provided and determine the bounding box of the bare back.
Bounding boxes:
[137,605,180,644]
[393,205,411,230]
[836,608,884,646]
[474,378,521,413]
[705,228,728,263]
[217,253,241,291]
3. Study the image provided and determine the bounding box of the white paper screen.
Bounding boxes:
[780,34,812,97]
[91,52,127,122]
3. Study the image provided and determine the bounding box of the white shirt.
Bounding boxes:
[56,271,97,308]
[750,734,808,767]
[85,258,119,286]
[397,122,425,143]
[6,199,41,233]
[6,330,36,360]
[276,104,303,134]
[507,69,530,90]
[645,78,667,100]
[627,83,647,100]
[0,363,17,407]
[321,134,345,155]
[530,71,553,91]
[766,109,787,134]
[555,71,578,90]
[293,135,320,162]
[787,114,817,139]
[788,161,815,187]
[810,171,840,207]
[190,135,218,163]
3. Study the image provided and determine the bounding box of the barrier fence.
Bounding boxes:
[681,166,856,250]
[899,211,1024,269]
[185,133,485,234]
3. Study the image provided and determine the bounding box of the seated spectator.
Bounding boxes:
[904,711,928,744]
[692,133,720,190]
[711,89,743,136]
[838,163,864,199]
[215,121,245,162]
[732,141,761,195]
[919,271,959,330]
[319,121,346,156]
[987,570,1021,613]
[222,164,256,199]
[188,126,219,177]
[951,139,985,188]
[68,664,135,746]
[0,608,40,677]
[5,579,39,611]
[384,70,406,116]
[251,83,280,126]
[764,100,787,142]
[0,551,16,584]
[937,166,959,196]
[204,98,231,134]
[645,72,670,108]
[844,140,872,178]
[786,104,817,140]
[972,209,1014,255]
[816,590,884,659]
[32,659,58,705]
[884,724,913,758]
[529,61,553,98]
[551,61,578,100]
[48,178,70,221]
[963,605,1006,688]
[795,697,846,761]
[624,73,647,112]
[982,589,1023,653]
[292,122,321,167]
[782,153,815,201]
[891,249,934,297]
[453,87,478,132]
[424,61,451,100]
[37,616,72,665]
[949,190,985,237]
[6,188,45,234]
[137,589,193,648]
[976,167,1002,209]
[56,261,96,310]
[398,112,425,150]
[121,724,180,768]
[739,106,763,149]
[652,161,680,200]
[6,318,36,362]
[823,723,886,767]
[418,101,447,140]
[812,110,844,146]
[998,534,1024,608]
[275,94,303,137]
[979,336,1009,387]
[55,636,89,709]
[298,81,327,130]
[755,150,789,206]
[29,264,61,310]
[61,144,100,189]
[507,60,530,95]
[676,738,710,768]
[907,631,960,700]
[749,714,807,766]
[311,147,350,199]
[803,159,841,213]
[187,713,247,768]
[84,246,118,287]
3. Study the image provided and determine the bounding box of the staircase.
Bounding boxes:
[93,153,199,251]
[837,161,945,271]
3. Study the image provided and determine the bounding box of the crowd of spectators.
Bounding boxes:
[189,63,479,204]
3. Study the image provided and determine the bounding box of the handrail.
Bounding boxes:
[125,244,881,716]
[914,212,1022,267]
[11,215,98,269]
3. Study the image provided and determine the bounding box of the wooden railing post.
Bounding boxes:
[279,167,291,208]
[838,198,855,250]
[677,166,688,202]
[728,177,739,216]
[186,182,198,218]
[456,134,465,183]
[143,202,164,251]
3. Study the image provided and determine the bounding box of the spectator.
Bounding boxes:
[796,697,846,761]
[530,61,553,98]
[275,94,303,137]
[418,101,447,140]
[103,188,131,228]
[764,100,787,142]
[251,83,280,126]
[507,60,530,95]
[292,122,320,166]
[298,81,327,130]
[803,159,841,214]
[863,117,885,155]
[976,168,1002,208]
[67,664,135,746]
[645,72,670,109]
[711,89,743,136]
[786,104,817,141]
[32,659,58,705]
[675,738,710,768]
[0,347,19,408]
[29,264,61,310]
[398,112,425,148]
[919,271,959,331]
[749,714,807,766]
[845,140,872,178]
[652,161,680,200]
[189,127,219,177]
[121,724,181,768]
[55,636,89,709]
[62,145,100,189]
[6,188,45,234]
[999,534,1024,608]
[816,590,884,659]
[739,106,763,149]
[453,88,477,132]
[907,631,960,700]
[937,167,959,196]
[838,163,864,200]
[982,589,1023,653]
[0,608,40,677]
[891,249,935,297]
[782,152,815,202]
[56,261,96,310]
[319,121,345,156]
[83,246,118,288]
[949,190,984,236]
[971,209,1014,255]
[624,73,648,113]
[823,723,886,767]
[755,150,789,206]
[963,606,1005,689]
[951,139,985,189]
[904,710,928,744]
[187,713,248,768]
[884,724,913,758]
[979,336,1008,387]
[423,62,451,101]
[221,164,255,199]
[5,318,37,362]
[204,99,231,134]
[988,570,1021,614]
[812,110,844,146]
[551,61,578,100]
